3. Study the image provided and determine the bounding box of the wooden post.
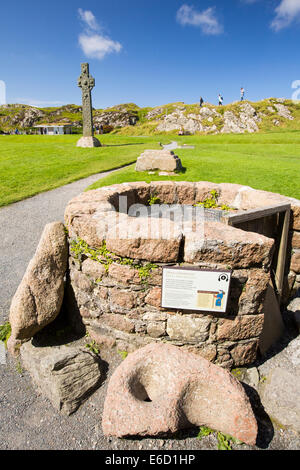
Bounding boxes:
[275,208,290,301]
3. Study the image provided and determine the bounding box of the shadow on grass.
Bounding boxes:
[102,143,146,147]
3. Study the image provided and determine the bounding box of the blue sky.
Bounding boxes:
[1,0,300,108]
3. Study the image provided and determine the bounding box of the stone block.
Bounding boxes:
[167,315,211,342]
[110,288,136,310]
[82,258,107,279]
[145,287,162,309]
[291,249,300,273]
[291,231,300,249]
[101,313,135,334]
[217,315,265,341]
[184,222,274,269]
[76,136,101,148]
[135,150,182,173]
[260,367,300,432]
[175,182,196,204]
[150,181,176,204]
[105,217,182,263]
[147,322,166,338]
[108,263,141,285]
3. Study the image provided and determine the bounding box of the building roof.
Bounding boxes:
[34,123,72,128]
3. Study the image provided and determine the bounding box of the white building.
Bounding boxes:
[34,123,73,135]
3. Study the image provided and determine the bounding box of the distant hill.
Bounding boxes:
[1,99,300,135]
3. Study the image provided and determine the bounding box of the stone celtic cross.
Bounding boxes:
[77,63,101,147]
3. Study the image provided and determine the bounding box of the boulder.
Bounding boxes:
[273,103,294,120]
[102,343,258,445]
[258,336,300,433]
[135,150,182,173]
[8,222,68,351]
[20,341,103,415]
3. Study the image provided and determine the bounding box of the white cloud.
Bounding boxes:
[176,4,223,35]
[14,98,66,107]
[0,80,6,105]
[78,8,122,60]
[78,33,122,60]
[271,0,300,31]
[78,8,99,31]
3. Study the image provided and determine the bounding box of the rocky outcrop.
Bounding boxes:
[20,341,103,415]
[94,111,136,128]
[102,343,258,445]
[273,103,293,120]
[156,110,204,134]
[221,103,261,134]
[0,98,296,134]
[10,106,45,128]
[8,222,68,354]
[156,102,268,134]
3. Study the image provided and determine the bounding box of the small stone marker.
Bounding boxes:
[135,149,182,173]
[20,341,103,415]
[77,63,101,148]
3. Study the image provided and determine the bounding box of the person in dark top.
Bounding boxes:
[200,97,204,107]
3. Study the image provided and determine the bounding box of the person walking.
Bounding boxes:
[218,94,223,106]
[240,87,245,101]
[199,96,204,108]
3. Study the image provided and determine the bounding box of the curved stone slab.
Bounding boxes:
[102,343,257,445]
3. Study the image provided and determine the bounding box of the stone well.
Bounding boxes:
[64,181,300,368]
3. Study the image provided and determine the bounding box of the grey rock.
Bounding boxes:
[286,297,300,332]
[273,103,294,120]
[260,367,300,432]
[135,150,182,172]
[20,341,103,415]
[259,336,300,432]
[243,367,260,388]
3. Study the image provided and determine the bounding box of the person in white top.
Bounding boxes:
[218,94,223,106]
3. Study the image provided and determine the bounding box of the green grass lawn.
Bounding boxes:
[1,131,300,208]
[0,134,163,207]
[87,131,300,200]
